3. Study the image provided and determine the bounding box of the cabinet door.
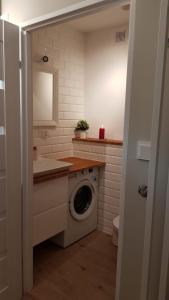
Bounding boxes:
[33,176,68,246]
[33,176,68,215]
[0,20,22,300]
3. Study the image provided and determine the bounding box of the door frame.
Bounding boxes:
[21,0,130,30]
[21,0,169,298]
[157,7,169,299]
[159,172,169,299]
[116,0,169,299]
[1,20,22,299]
[21,0,130,294]
[140,1,169,299]
[21,30,34,292]
[115,0,136,297]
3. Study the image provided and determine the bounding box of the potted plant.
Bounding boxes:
[75,120,89,139]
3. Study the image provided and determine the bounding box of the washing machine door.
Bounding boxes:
[70,180,96,221]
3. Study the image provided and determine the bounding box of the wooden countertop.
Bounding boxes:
[34,157,105,184]
[73,137,123,146]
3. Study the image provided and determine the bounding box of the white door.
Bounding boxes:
[116,0,169,300]
[157,23,169,300]
[0,20,22,299]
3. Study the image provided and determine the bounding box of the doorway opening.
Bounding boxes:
[26,2,130,299]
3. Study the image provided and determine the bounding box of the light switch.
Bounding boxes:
[0,126,5,136]
[0,80,4,90]
[137,141,151,161]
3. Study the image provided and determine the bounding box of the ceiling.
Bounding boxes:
[67,3,130,33]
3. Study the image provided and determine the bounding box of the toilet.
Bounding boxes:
[112,215,120,246]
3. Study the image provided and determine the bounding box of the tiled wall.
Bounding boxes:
[32,24,125,236]
[32,24,85,159]
[73,140,123,235]
[85,26,128,140]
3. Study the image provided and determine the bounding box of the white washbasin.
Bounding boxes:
[33,158,73,176]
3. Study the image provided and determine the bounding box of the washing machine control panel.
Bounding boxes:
[69,167,99,187]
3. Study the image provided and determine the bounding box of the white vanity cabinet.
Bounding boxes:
[33,176,68,246]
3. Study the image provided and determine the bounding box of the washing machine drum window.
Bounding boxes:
[70,181,96,221]
[74,185,92,214]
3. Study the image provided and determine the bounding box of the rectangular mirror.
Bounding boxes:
[33,64,58,126]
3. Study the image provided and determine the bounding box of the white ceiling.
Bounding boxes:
[68,4,130,33]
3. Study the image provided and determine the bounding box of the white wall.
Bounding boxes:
[32,22,126,235]
[1,0,84,25]
[32,23,128,157]
[85,26,128,140]
[32,24,85,158]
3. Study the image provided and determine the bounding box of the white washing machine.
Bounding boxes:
[53,167,98,247]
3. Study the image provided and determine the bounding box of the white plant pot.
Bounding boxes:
[80,131,87,139]
[74,130,80,138]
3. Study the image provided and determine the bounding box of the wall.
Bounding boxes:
[1,0,85,25]
[32,23,127,156]
[32,24,85,159]
[85,26,128,139]
[32,23,126,236]
[73,140,123,235]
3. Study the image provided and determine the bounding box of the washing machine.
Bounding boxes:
[53,167,98,247]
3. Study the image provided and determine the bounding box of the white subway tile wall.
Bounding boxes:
[73,140,123,235]
[32,24,85,158]
[32,24,124,236]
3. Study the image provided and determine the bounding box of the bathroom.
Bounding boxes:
[31,3,129,299]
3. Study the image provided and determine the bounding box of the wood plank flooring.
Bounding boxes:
[23,231,117,300]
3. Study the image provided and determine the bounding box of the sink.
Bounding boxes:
[33,158,73,177]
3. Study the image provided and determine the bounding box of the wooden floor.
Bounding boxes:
[23,231,117,300]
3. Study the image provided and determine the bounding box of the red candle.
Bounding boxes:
[99,125,105,139]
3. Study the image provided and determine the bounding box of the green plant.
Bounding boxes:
[75,120,89,131]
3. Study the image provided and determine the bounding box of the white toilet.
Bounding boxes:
[112,215,120,246]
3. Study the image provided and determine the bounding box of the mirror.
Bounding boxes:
[33,64,58,126]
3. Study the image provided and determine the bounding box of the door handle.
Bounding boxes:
[138,184,148,198]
